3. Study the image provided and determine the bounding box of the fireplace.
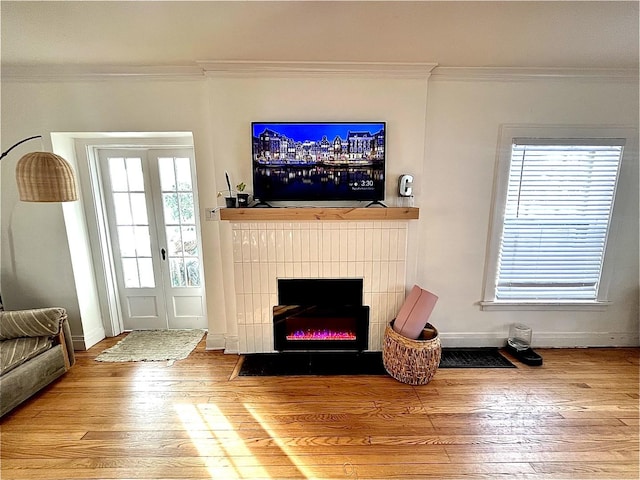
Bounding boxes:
[273,279,369,351]
[229,220,410,353]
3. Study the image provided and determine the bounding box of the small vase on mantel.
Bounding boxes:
[237,193,250,207]
[236,182,249,208]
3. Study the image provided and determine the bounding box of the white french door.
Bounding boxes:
[98,148,206,330]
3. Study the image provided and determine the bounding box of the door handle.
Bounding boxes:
[161,248,166,261]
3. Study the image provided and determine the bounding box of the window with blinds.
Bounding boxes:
[495,138,624,301]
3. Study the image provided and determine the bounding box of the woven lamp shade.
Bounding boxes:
[16,152,78,202]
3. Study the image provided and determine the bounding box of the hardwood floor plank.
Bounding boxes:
[1,342,638,479]
[446,447,638,463]
[530,461,640,476]
[621,417,640,426]
[0,462,538,480]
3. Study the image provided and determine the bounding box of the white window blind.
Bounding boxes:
[496,138,624,301]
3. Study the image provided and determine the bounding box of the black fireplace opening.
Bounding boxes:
[274,279,369,352]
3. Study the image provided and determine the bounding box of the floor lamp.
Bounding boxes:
[1,136,78,308]
[0,135,78,202]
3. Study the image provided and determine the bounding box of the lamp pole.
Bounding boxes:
[0,136,42,161]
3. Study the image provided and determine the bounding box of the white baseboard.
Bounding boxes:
[206,333,239,354]
[438,333,505,348]
[439,331,639,348]
[72,336,86,351]
[222,335,239,354]
[205,333,225,350]
[532,332,639,348]
[72,325,106,351]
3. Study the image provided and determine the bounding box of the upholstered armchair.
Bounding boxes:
[0,307,75,417]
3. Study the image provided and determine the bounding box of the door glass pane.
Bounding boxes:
[130,193,149,224]
[122,258,140,288]
[175,157,192,191]
[181,226,197,255]
[118,226,136,256]
[109,158,128,191]
[109,155,156,290]
[185,258,201,287]
[163,193,180,224]
[158,157,176,191]
[134,226,152,257]
[166,226,182,255]
[113,193,133,225]
[138,258,155,288]
[178,193,194,223]
[159,154,201,290]
[170,258,186,287]
[126,157,144,191]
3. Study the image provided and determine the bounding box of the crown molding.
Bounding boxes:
[431,66,639,82]
[198,61,438,79]
[1,64,205,82]
[3,63,636,83]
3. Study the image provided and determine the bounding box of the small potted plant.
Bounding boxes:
[217,191,236,208]
[219,172,236,208]
[236,182,250,207]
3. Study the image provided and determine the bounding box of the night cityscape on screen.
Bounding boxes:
[252,122,385,201]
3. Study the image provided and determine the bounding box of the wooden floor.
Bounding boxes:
[1,337,638,480]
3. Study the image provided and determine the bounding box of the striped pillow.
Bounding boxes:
[0,308,65,340]
[0,336,53,375]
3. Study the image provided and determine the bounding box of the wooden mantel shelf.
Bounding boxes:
[220,207,419,221]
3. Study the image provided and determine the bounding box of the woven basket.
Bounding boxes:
[382,321,441,385]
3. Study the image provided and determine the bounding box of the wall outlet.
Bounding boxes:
[205,207,220,221]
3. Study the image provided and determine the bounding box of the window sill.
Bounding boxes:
[479,301,611,311]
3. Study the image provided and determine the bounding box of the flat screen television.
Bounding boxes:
[252,122,386,202]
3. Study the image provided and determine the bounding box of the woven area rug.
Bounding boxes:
[95,329,205,363]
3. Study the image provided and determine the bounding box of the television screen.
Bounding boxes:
[252,122,386,202]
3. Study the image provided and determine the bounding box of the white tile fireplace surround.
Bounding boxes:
[230,221,410,353]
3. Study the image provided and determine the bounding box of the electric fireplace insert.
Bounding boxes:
[273,279,369,352]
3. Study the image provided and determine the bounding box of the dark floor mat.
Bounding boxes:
[439,348,516,369]
[237,348,515,376]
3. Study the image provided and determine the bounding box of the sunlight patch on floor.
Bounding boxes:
[175,403,271,479]
[244,403,315,479]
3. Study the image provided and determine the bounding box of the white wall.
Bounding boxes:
[1,67,637,348]
[206,73,431,347]
[422,73,639,346]
[0,78,229,349]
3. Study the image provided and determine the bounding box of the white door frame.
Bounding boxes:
[73,134,206,335]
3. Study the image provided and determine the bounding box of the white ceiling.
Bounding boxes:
[2,1,638,70]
